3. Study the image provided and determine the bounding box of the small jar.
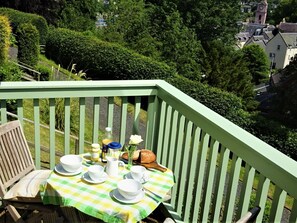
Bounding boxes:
[90,143,100,162]
[107,142,122,160]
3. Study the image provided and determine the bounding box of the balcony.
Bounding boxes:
[0,80,297,222]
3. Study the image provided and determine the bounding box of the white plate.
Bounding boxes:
[124,172,149,184]
[82,172,108,184]
[112,189,144,204]
[54,163,83,176]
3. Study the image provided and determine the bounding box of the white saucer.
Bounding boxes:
[54,163,83,176]
[112,189,144,204]
[124,172,149,184]
[82,172,108,184]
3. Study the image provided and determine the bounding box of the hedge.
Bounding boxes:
[167,75,297,160]
[166,74,251,127]
[0,15,11,65]
[0,7,48,44]
[45,28,175,80]
[16,23,39,67]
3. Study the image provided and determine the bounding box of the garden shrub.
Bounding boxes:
[166,74,252,127]
[0,7,48,44]
[249,114,297,160]
[45,28,175,80]
[0,15,11,65]
[167,75,297,159]
[40,98,79,135]
[0,61,23,112]
[0,61,23,81]
[35,63,52,81]
[16,23,39,67]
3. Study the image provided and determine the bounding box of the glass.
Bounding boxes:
[107,142,122,160]
[126,145,137,170]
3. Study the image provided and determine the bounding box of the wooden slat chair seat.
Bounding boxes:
[0,120,53,222]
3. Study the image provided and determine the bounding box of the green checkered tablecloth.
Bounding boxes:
[40,156,175,223]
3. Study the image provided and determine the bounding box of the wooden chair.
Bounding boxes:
[0,120,52,222]
[236,206,261,223]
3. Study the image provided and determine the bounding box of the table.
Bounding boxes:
[40,154,175,223]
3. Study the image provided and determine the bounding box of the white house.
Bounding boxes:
[265,32,297,69]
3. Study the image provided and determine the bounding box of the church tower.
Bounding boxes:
[255,0,268,24]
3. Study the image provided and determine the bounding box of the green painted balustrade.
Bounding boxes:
[0,80,297,223]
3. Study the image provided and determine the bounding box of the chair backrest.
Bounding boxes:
[236,206,261,223]
[0,120,35,197]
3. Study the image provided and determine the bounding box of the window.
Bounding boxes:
[277,45,280,50]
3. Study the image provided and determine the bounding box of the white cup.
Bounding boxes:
[106,157,124,177]
[130,165,146,181]
[88,165,104,181]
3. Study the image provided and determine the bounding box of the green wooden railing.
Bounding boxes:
[1,80,297,223]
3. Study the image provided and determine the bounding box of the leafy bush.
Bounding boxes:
[0,61,23,112]
[35,63,52,81]
[0,15,11,65]
[16,23,39,67]
[0,61,23,81]
[249,192,271,222]
[45,28,175,80]
[40,98,79,135]
[0,7,48,44]
[249,114,297,160]
[166,74,252,127]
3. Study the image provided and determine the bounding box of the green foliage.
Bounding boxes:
[273,55,297,128]
[0,15,11,65]
[95,0,203,81]
[270,0,297,24]
[148,2,204,81]
[35,63,53,81]
[0,61,22,112]
[40,98,79,134]
[166,74,252,127]
[45,28,175,80]
[170,0,241,45]
[0,7,48,44]
[0,61,23,81]
[249,193,271,223]
[202,40,255,107]
[16,23,39,67]
[57,3,97,32]
[248,113,297,160]
[242,45,270,85]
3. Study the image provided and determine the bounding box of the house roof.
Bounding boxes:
[278,22,297,33]
[280,33,297,48]
[244,34,268,47]
[236,32,250,42]
[263,31,274,40]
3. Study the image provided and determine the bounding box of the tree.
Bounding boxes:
[270,0,297,24]
[166,0,242,45]
[0,0,65,26]
[98,0,204,80]
[242,44,270,85]
[0,0,100,30]
[274,55,297,127]
[57,0,100,31]
[147,2,204,80]
[202,40,255,107]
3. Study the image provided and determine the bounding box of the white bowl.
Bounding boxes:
[88,165,104,181]
[117,179,143,200]
[60,155,82,173]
